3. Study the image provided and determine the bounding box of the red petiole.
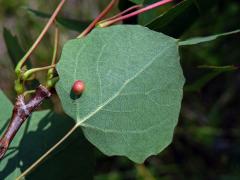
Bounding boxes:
[78,0,119,38]
[98,0,173,27]
[99,4,143,25]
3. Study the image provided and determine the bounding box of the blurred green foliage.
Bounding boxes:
[0,0,240,179]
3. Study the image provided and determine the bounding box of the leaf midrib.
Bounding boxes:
[76,45,172,127]
[81,120,173,134]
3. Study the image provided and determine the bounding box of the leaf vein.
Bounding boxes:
[77,45,172,125]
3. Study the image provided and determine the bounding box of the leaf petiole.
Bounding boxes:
[47,26,60,82]
[15,0,66,76]
[51,26,59,66]
[98,0,173,27]
[23,64,56,81]
[77,0,118,38]
[97,4,143,26]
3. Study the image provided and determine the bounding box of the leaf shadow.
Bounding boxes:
[0,112,95,180]
[70,90,82,100]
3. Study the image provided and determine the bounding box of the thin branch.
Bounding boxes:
[15,0,66,73]
[77,0,118,38]
[0,85,51,160]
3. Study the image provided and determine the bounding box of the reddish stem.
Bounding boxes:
[0,85,51,160]
[16,0,66,70]
[100,4,142,24]
[99,0,173,27]
[78,0,118,38]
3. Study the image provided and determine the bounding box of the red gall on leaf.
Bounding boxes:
[72,80,85,95]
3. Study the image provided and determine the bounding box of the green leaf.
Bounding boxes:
[179,29,240,46]
[56,25,185,163]
[144,0,199,37]
[27,8,90,32]
[3,28,25,67]
[0,91,94,179]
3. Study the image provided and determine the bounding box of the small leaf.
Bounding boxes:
[27,8,90,32]
[179,29,240,46]
[56,25,185,163]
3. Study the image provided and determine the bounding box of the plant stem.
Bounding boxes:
[0,85,51,160]
[15,0,66,75]
[51,26,60,65]
[98,0,173,27]
[98,4,142,25]
[77,0,118,38]
[23,65,56,80]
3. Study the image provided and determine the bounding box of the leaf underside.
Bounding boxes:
[56,25,185,163]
